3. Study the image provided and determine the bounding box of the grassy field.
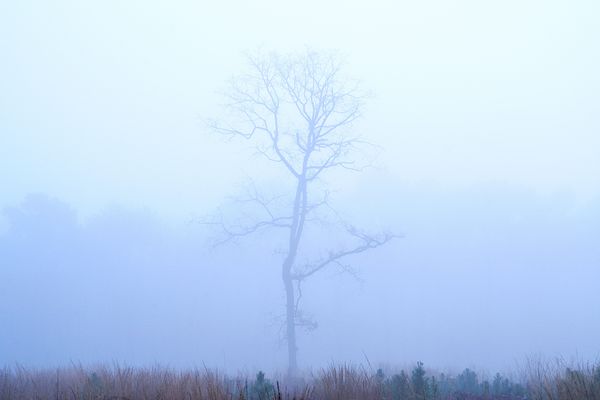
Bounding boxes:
[1,361,599,400]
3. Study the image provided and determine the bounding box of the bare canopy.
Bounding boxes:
[208,50,397,377]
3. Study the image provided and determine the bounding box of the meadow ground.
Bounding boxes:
[1,360,599,400]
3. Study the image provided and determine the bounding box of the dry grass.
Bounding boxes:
[525,358,600,400]
[0,365,243,400]
[1,361,599,400]
[311,365,384,400]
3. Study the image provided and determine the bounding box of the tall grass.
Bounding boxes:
[312,365,384,400]
[0,361,598,400]
[0,365,241,400]
[525,358,600,400]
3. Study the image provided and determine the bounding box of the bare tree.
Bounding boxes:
[208,50,397,378]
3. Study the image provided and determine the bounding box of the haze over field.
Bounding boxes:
[1,0,599,375]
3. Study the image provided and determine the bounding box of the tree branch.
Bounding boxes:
[292,227,399,281]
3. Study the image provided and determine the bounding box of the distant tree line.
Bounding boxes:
[374,362,526,400]
[3,361,599,399]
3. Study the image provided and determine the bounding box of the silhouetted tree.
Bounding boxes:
[492,373,504,396]
[481,379,490,398]
[457,368,479,395]
[390,371,411,400]
[429,375,440,400]
[247,371,274,400]
[208,50,396,377]
[412,362,428,400]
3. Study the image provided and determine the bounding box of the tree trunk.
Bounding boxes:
[283,273,298,378]
[282,176,306,379]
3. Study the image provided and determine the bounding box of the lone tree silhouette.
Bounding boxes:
[208,50,396,377]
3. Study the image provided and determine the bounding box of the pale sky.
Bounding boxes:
[1,0,599,222]
[1,0,599,372]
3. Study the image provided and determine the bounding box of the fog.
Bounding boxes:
[1,0,599,375]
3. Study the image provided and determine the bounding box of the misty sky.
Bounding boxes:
[2,0,599,220]
[1,0,599,374]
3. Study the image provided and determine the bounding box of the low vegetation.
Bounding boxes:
[1,360,598,400]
